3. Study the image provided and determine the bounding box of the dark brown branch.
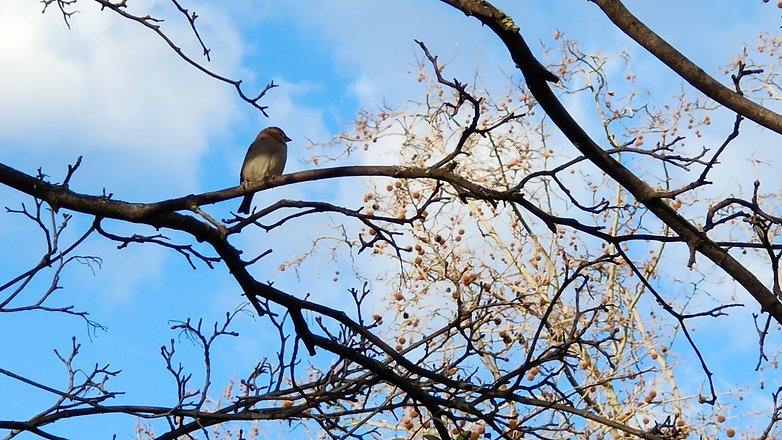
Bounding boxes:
[0,163,466,437]
[91,0,276,116]
[438,0,782,325]
[170,0,210,61]
[41,0,78,29]
[590,0,782,135]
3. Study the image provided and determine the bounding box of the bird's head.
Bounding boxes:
[261,126,292,143]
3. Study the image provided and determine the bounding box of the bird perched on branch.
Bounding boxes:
[238,126,291,214]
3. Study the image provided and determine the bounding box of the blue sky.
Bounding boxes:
[1,1,781,438]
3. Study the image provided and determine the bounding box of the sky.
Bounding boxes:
[0,0,781,438]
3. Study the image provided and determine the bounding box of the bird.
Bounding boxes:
[238,126,291,214]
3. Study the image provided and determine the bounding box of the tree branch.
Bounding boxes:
[438,0,782,325]
[590,0,782,135]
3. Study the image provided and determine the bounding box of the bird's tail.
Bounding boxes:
[238,195,252,214]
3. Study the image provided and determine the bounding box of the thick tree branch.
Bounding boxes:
[438,0,782,324]
[590,0,782,135]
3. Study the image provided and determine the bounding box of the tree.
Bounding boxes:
[1,1,781,439]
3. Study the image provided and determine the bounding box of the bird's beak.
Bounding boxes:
[284,135,292,142]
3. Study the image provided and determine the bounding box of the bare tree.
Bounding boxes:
[2,1,781,439]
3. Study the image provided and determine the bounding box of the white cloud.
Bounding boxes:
[0,1,242,195]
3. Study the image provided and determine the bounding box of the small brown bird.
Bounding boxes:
[238,127,291,214]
